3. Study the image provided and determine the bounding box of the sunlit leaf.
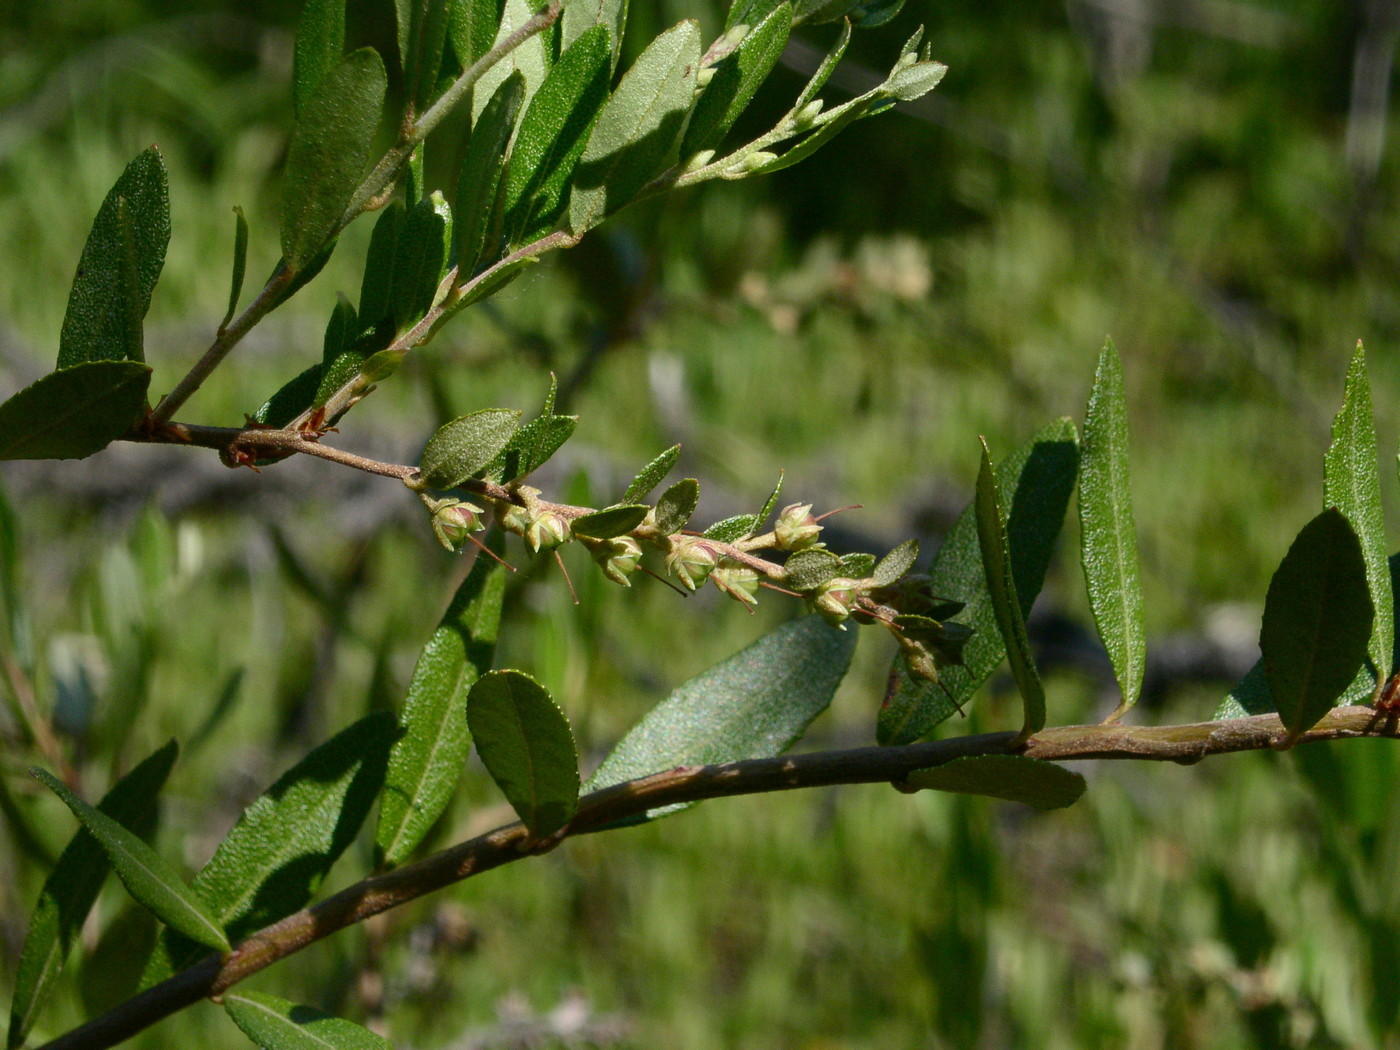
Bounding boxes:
[448,0,499,68]
[472,0,551,125]
[561,0,627,68]
[623,444,680,502]
[419,408,522,489]
[292,0,346,116]
[703,514,759,543]
[682,3,790,155]
[872,539,918,586]
[225,991,391,1050]
[652,478,699,534]
[784,548,843,591]
[0,361,151,461]
[905,755,1085,810]
[793,17,849,110]
[390,191,453,332]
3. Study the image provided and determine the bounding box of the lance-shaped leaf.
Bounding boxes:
[292,0,346,116]
[8,742,176,1050]
[682,3,791,156]
[652,478,699,534]
[308,294,361,409]
[572,504,649,539]
[976,438,1046,743]
[502,26,612,246]
[725,0,786,31]
[357,201,405,331]
[562,0,627,68]
[281,48,387,270]
[0,361,151,461]
[879,419,1079,745]
[1079,338,1146,721]
[873,539,918,586]
[472,0,552,125]
[793,17,849,111]
[390,191,453,333]
[225,991,391,1050]
[32,769,229,952]
[418,408,522,489]
[220,207,250,331]
[1324,342,1392,681]
[376,550,506,868]
[905,755,1085,810]
[58,146,169,368]
[623,444,680,502]
[449,0,499,68]
[704,515,759,543]
[1263,508,1373,744]
[468,670,579,836]
[455,73,525,274]
[585,616,856,822]
[402,0,452,113]
[569,20,701,234]
[253,364,322,429]
[142,713,397,983]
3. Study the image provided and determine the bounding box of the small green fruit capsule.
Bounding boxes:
[774,503,823,551]
[665,537,719,591]
[431,501,485,552]
[594,535,643,587]
[526,510,570,553]
[712,564,760,606]
[498,503,533,538]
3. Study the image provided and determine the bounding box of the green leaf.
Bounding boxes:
[1324,342,1392,680]
[403,0,452,113]
[7,742,176,1050]
[58,146,170,368]
[31,769,229,953]
[472,0,552,126]
[220,207,250,332]
[280,48,387,269]
[224,991,391,1050]
[886,59,947,102]
[703,514,759,543]
[357,201,405,330]
[484,413,578,483]
[390,191,453,332]
[572,504,650,539]
[561,0,628,68]
[905,755,1086,810]
[839,552,876,578]
[1262,508,1373,744]
[376,550,506,868]
[448,0,499,68]
[293,0,346,117]
[455,73,526,274]
[682,3,791,156]
[848,0,904,26]
[623,444,681,502]
[142,713,397,983]
[453,254,538,310]
[1079,338,1146,721]
[0,361,151,461]
[879,419,1079,745]
[418,408,522,489]
[784,548,843,591]
[502,25,612,246]
[725,0,786,31]
[652,477,699,534]
[756,472,785,525]
[268,240,337,311]
[872,539,918,586]
[585,616,856,821]
[253,364,323,429]
[568,20,701,234]
[793,17,849,111]
[976,439,1047,743]
[744,94,879,177]
[308,295,361,409]
[468,670,579,836]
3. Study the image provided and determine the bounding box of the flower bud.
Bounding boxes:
[431,501,485,552]
[697,66,716,88]
[774,503,823,551]
[712,564,760,606]
[526,510,570,553]
[498,502,533,538]
[593,535,643,587]
[792,99,824,129]
[665,537,719,591]
[683,149,716,173]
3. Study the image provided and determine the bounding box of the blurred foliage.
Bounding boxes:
[4,0,1400,1047]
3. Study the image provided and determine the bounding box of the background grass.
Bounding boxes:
[4,1,1400,1047]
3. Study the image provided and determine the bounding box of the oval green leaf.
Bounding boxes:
[292,0,346,117]
[872,538,918,586]
[703,514,759,543]
[784,548,843,591]
[31,768,229,952]
[1079,338,1146,721]
[561,0,627,68]
[455,72,525,274]
[572,504,650,539]
[905,755,1086,810]
[467,670,579,837]
[375,549,506,868]
[652,477,699,534]
[280,48,387,269]
[1263,507,1374,744]
[224,991,391,1050]
[0,361,151,461]
[419,408,522,489]
[682,3,791,156]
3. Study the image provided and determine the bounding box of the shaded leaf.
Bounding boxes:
[652,478,699,534]
[403,0,452,112]
[224,992,391,1050]
[784,548,843,591]
[502,26,612,246]
[357,201,405,331]
[568,20,701,234]
[561,0,628,68]
[472,0,551,126]
[585,616,856,821]
[682,3,791,155]
[390,191,453,332]
[623,444,680,502]
[31,769,229,952]
[976,438,1046,743]
[253,364,323,429]
[58,146,170,368]
[376,549,506,868]
[1263,508,1373,743]
[220,207,250,332]
[905,755,1085,810]
[468,670,579,836]
[0,361,151,461]
[293,0,346,117]
[572,504,649,539]
[1324,342,1392,680]
[309,294,361,409]
[879,419,1079,744]
[453,254,538,310]
[419,408,522,489]
[872,539,918,586]
[281,48,387,269]
[793,17,849,111]
[7,742,176,1050]
[484,413,578,483]
[455,73,525,274]
[1079,338,1146,720]
[448,0,500,68]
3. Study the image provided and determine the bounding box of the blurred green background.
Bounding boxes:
[4,1,1400,1047]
